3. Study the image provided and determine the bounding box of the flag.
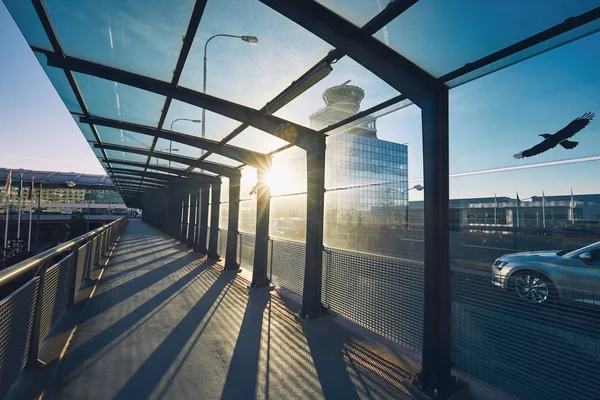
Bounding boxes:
[516,192,521,207]
[4,169,12,198]
[542,190,546,208]
[28,177,35,201]
[494,193,498,208]
[570,189,576,209]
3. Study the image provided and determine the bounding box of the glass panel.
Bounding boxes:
[149,157,189,171]
[239,199,257,233]
[315,0,383,27]
[97,126,154,149]
[219,202,229,229]
[270,195,307,242]
[226,127,288,154]
[75,120,97,142]
[166,101,238,142]
[3,0,53,50]
[192,168,217,176]
[111,164,145,172]
[204,153,242,167]
[240,167,257,201]
[220,177,230,202]
[448,33,600,176]
[154,138,201,159]
[379,0,600,77]
[92,146,104,158]
[105,149,148,163]
[74,73,165,126]
[179,0,333,109]
[44,0,193,81]
[274,56,398,129]
[270,147,306,196]
[34,53,82,113]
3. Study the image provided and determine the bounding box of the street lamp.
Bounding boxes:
[403,184,424,231]
[202,34,258,141]
[168,119,200,167]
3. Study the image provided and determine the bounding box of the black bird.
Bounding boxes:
[514,112,595,159]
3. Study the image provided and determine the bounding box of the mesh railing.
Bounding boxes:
[452,267,600,400]
[239,232,256,274]
[0,278,39,399]
[39,254,74,344]
[322,247,424,351]
[0,217,126,398]
[218,229,227,260]
[270,238,305,296]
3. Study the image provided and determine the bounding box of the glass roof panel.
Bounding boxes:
[74,73,165,126]
[105,149,148,163]
[3,0,53,50]
[204,153,242,167]
[110,164,146,172]
[43,0,193,81]
[179,0,333,109]
[165,100,239,141]
[274,56,399,129]
[378,0,600,78]
[96,126,154,149]
[226,127,288,154]
[34,53,82,113]
[192,168,217,176]
[154,138,201,159]
[74,120,97,142]
[91,146,104,158]
[314,0,382,27]
[149,157,190,171]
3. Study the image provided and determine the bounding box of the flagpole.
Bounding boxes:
[542,190,546,229]
[516,192,520,228]
[34,182,42,253]
[27,177,34,252]
[494,193,498,225]
[16,175,23,240]
[3,169,12,249]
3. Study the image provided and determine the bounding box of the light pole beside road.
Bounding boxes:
[403,184,424,231]
[168,119,200,167]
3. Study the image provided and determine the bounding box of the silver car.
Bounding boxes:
[492,240,600,305]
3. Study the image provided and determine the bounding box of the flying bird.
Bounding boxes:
[514,112,595,159]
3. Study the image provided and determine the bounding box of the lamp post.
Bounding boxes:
[168,119,199,167]
[403,184,424,231]
[202,34,258,141]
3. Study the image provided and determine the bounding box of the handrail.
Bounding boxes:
[0,217,126,288]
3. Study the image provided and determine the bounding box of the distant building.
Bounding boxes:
[310,82,408,250]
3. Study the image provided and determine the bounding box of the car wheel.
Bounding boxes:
[510,271,555,304]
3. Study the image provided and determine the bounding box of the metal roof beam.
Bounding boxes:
[106,168,216,185]
[80,115,268,169]
[41,52,322,151]
[98,144,240,177]
[259,0,445,107]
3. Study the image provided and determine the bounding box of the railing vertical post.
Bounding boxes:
[208,183,221,259]
[418,87,459,397]
[27,260,50,369]
[197,185,210,254]
[225,172,241,270]
[188,191,198,248]
[300,136,327,319]
[180,193,188,242]
[251,167,271,288]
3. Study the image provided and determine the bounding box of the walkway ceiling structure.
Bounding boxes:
[4,0,600,394]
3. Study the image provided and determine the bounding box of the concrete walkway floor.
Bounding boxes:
[31,220,424,400]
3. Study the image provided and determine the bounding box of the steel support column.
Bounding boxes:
[197,185,210,254]
[251,168,271,288]
[225,174,241,270]
[208,183,221,259]
[300,137,327,319]
[180,194,189,242]
[418,88,457,398]
[188,192,198,247]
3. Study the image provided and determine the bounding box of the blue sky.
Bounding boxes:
[1,0,599,202]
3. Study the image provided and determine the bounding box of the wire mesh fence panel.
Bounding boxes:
[0,277,39,399]
[90,237,98,268]
[239,232,255,274]
[270,238,305,296]
[75,242,89,288]
[452,267,600,400]
[218,229,227,261]
[322,247,424,351]
[39,254,74,344]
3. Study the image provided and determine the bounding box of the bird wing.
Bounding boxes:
[513,139,554,159]
[554,112,595,140]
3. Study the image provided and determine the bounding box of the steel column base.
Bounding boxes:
[26,358,47,370]
[295,308,334,323]
[248,282,274,291]
[413,373,469,400]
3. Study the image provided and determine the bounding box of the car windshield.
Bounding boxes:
[562,241,600,259]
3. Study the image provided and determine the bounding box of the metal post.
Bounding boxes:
[251,167,271,288]
[208,183,221,259]
[418,88,457,397]
[300,137,327,319]
[180,193,190,242]
[197,185,210,254]
[34,183,42,253]
[225,173,241,270]
[87,186,91,233]
[188,192,198,248]
[27,260,51,369]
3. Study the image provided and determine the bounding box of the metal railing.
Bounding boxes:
[0,217,127,399]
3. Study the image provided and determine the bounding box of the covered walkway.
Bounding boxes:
[39,220,420,400]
